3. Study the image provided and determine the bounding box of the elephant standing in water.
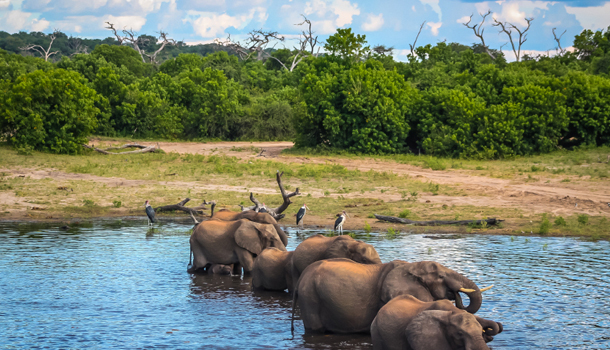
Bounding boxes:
[371,295,502,350]
[251,248,294,292]
[188,219,286,274]
[211,210,288,246]
[291,235,381,283]
[292,259,485,334]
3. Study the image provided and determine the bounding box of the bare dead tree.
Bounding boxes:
[463,11,496,59]
[143,31,176,64]
[19,30,60,62]
[67,36,89,57]
[217,17,318,72]
[373,45,394,56]
[296,15,319,56]
[409,21,426,58]
[493,17,534,62]
[244,171,300,220]
[552,27,567,56]
[105,22,175,64]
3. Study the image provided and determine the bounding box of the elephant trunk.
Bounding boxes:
[449,274,482,314]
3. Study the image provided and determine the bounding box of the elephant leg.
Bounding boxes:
[298,281,325,333]
[188,241,208,273]
[233,263,242,275]
[235,248,255,273]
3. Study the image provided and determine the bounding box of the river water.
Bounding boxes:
[0,220,609,349]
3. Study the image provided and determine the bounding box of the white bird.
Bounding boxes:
[607,203,610,208]
[334,211,349,235]
[574,203,578,208]
[296,203,311,233]
[144,200,157,226]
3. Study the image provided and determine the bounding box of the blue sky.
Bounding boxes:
[1,0,609,60]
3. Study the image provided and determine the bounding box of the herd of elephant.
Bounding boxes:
[187,209,504,350]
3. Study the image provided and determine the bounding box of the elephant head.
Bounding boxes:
[325,236,382,264]
[405,310,490,350]
[236,211,288,247]
[381,261,483,314]
[235,221,287,255]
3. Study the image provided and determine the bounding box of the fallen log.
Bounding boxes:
[374,214,504,226]
[154,198,214,215]
[82,144,158,155]
[103,143,148,151]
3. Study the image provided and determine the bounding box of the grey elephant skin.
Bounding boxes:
[207,263,233,275]
[371,295,502,350]
[291,235,381,284]
[251,248,294,292]
[292,259,483,334]
[211,210,288,246]
[188,219,286,273]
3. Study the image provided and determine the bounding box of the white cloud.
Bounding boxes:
[419,0,441,21]
[456,15,471,24]
[103,15,147,31]
[362,13,384,31]
[427,21,442,36]
[304,0,359,28]
[0,0,11,8]
[74,25,82,33]
[311,19,336,34]
[0,10,31,32]
[187,11,250,38]
[493,2,527,26]
[566,2,610,31]
[30,18,50,31]
[333,0,359,27]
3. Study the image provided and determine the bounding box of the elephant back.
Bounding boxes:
[252,248,293,291]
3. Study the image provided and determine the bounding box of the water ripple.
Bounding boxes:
[0,222,608,349]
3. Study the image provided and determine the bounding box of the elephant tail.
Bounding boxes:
[291,287,298,334]
[187,244,193,271]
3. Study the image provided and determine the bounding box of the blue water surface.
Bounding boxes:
[0,220,608,349]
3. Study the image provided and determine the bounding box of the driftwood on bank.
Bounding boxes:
[154,198,215,215]
[374,214,504,226]
[245,171,300,221]
[82,143,158,155]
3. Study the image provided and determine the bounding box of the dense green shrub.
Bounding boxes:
[0,69,99,153]
[297,60,419,154]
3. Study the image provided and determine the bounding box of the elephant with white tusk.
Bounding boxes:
[188,219,286,274]
[291,259,485,334]
[371,294,503,350]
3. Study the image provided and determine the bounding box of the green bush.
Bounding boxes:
[539,214,551,234]
[297,59,419,154]
[399,209,411,218]
[554,216,567,226]
[578,214,589,225]
[0,69,99,154]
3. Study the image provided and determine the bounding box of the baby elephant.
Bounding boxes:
[251,248,293,292]
[371,295,503,350]
[207,263,233,275]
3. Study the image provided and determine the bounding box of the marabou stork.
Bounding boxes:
[607,203,610,208]
[296,203,311,233]
[258,203,268,213]
[334,211,349,235]
[144,200,157,226]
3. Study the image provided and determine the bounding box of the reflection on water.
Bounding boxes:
[0,220,609,349]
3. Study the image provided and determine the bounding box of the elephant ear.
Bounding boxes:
[405,311,452,350]
[235,220,264,255]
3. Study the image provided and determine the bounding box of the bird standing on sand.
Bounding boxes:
[296,203,311,232]
[607,203,610,208]
[145,200,157,226]
[334,211,349,235]
[574,203,578,209]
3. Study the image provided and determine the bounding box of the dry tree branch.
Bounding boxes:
[247,171,300,220]
[20,31,59,61]
[463,11,496,59]
[493,17,533,62]
[552,27,567,56]
[409,21,426,58]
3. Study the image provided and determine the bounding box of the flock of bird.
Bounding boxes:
[145,201,351,234]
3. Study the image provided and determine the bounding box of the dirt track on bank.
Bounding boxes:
[82,140,610,217]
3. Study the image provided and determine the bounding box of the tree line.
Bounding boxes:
[1,25,609,158]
